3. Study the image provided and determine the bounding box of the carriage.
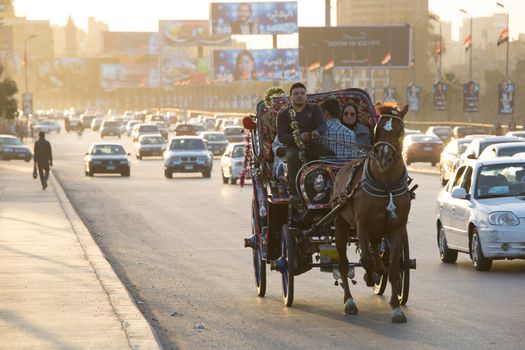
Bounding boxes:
[242,88,417,319]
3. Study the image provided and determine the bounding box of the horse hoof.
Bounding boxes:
[344,298,358,315]
[363,273,375,287]
[391,307,407,323]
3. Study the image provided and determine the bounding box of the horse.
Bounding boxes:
[331,103,411,323]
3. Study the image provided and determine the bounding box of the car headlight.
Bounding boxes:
[92,160,102,165]
[488,211,520,226]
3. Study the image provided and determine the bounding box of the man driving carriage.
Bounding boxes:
[276,82,335,203]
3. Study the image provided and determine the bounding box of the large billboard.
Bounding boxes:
[160,52,209,86]
[213,49,299,82]
[210,2,298,35]
[299,25,412,69]
[37,58,92,93]
[100,64,159,90]
[160,20,231,48]
[101,32,159,55]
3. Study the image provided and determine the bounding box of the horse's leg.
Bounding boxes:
[370,239,386,276]
[357,226,376,287]
[335,216,358,315]
[388,228,407,323]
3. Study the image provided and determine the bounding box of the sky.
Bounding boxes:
[13,0,525,41]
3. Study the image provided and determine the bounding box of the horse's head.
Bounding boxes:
[372,103,409,173]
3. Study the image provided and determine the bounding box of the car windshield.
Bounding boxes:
[476,163,525,199]
[141,136,165,144]
[432,127,451,135]
[103,121,120,127]
[170,139,205,150]
[91,145,126,155]
[224,128,243,136]
[176,125,195,132]
[232,146,244,157]
[500,146,525,157]
[0,137,23,145]
[140,125,158,132]
[204,133,227,142]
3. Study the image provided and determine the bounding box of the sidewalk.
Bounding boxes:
[0,162,161,349]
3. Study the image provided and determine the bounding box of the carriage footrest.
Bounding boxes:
[409,258,417,270]
[244,234,256,249]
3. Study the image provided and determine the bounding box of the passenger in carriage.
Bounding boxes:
[277,82,334,202]
[341,102,373,153]
[319,98,358,159]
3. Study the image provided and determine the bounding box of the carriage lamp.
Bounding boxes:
[488,211,519,226]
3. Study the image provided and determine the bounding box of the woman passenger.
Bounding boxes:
[341,102,372,152]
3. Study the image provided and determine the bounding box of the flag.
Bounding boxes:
[463,35,472,52]
[381,52,391,65]
[498,27,508,46]
[324,59,334,71]
[308,61,320,71]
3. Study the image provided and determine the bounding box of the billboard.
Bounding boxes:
[498,80,514,114]
[299,25,412,69]
[463,81,480,113]
[383,86,396,102]
[433,81,447,111]
[37,58,91,93]
[213,49,299,82]
[100,64,159,90]
[101,32,159,55]
[160,52,209,86]
[160,20,231,48]
[210,2,298,35]
[407,83,420,112]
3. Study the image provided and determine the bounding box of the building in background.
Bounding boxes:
[86,17,108,55]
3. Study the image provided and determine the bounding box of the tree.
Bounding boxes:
[0,63,19,120]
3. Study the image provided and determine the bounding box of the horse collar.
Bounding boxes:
[360,158,409,199]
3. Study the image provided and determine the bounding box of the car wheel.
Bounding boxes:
[164,169,173,178]
[230,177,237,185]
[470,228,492,271]
[438,224,458,263]
[202,169,211,178]
[121,169,130,177]
[221,170,228,184]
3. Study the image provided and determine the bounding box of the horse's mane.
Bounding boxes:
[374,102,409,118]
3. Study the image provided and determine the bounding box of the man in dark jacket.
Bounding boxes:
[277,82,333,201]
[34,131,53,189]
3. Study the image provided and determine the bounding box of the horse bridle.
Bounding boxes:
[373,114,405,157]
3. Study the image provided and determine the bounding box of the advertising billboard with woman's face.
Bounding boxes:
[210,2,298,35]
[406,83,420,112]
[213,49,299,82]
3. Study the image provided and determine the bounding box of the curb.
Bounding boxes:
[50,174,163,350]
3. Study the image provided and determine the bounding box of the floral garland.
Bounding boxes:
[289,108,306,165]
[239,129,252,188]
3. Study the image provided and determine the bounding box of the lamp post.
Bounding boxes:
[24,34,37,95]
[497,2,510,81]
[428,14,442,81]
[460,9,473,82]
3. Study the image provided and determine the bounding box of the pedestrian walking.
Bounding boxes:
[33,131,53,190]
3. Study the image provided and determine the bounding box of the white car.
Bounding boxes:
[221,143,246,184]
[436,158,525,271]
[33,120,61,134]
[478,142,525,160]
[163,136,213,178]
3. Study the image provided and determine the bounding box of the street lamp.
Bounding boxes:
[497,2,510,81]
[460,9,473,82]
[24,34,37,95]
[428,14,442,81]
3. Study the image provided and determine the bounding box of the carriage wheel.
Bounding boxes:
[398,238,410,305]
[373,239,389,296]
[252,199,266,297]
[281,224,295,307]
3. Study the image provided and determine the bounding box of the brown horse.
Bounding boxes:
[331,104,411,323]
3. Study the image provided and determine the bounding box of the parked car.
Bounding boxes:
[0,134,32,161]
[439,138,474,186]
[84,143,130,177]
[163,136,213,178]
[131,123,159,142]
[199,131,229,156]
[33,120,61,134]
[402,134,443,166]
[221,142,246,184]
[135,134,166,160]
[223,126,244,143]
[100,120,122,138]
[506,131,525,139]
[426,126,453,143]
[153,121,169,139]
[436,158,525,271]
[458,136,522,167]
[173,124,204,136]
[478,142,525,160]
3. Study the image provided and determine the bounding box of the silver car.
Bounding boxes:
[163,136,213,178]
[135,134,166,160]
[200,131,229,156]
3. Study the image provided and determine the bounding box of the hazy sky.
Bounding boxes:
[14,0,524,40]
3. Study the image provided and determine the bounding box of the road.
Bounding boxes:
[41,129,525,350]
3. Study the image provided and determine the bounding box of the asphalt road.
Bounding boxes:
[43,129,525,350]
